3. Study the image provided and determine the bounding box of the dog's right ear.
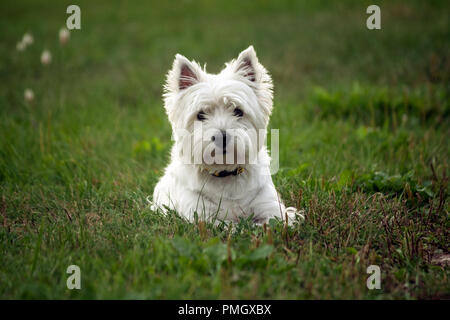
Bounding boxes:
[165,54,203,94]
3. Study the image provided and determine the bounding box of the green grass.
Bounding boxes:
[0,0,449,299]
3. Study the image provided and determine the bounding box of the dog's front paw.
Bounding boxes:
[284,207,305,225]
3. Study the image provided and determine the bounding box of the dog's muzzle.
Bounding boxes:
[208,166,244,178]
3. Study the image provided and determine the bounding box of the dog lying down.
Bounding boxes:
[151,46,304,226]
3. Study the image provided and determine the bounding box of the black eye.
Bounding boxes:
[197,111,206,121]
[233,108,244,117]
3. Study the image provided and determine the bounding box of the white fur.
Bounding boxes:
[151,46,304,225]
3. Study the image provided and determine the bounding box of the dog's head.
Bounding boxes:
[163,46,273,172]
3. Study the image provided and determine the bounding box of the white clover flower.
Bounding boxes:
[16,41,26,51]
[41,50,52,65]
[24,88,34,102]
[22,33,34,46]
[59,27,70,45]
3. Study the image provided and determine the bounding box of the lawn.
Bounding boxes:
[0,0,449,299]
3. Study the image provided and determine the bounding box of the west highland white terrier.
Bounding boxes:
[151,46,304,225]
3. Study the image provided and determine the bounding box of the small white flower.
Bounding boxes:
[16,41,26,51]
[24,88,34,102]
[22,33,34,46]
[59,27,70,45]
[41,50,52,65]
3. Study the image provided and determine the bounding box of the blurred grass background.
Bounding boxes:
[0,0,449,299]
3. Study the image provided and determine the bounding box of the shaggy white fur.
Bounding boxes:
[151,46,304,225]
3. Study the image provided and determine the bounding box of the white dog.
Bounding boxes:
[151,46,303,225]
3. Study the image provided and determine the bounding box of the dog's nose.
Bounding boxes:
[211,130,229,152]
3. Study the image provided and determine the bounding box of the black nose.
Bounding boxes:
[211,130,228,151]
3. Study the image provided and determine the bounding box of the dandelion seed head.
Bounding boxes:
[24,88,34,102]
[59,28,70,45]
[22,33,34,46]
[41,50,52,65]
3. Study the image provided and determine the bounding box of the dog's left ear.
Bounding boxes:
[233,46,263,83]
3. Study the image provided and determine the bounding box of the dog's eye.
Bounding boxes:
[233,108,244,117]
[197,111,206,121]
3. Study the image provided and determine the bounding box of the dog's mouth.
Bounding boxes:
[202,166,245,178]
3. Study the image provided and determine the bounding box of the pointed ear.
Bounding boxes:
[165,54,203,93]
[233,45,260,82]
